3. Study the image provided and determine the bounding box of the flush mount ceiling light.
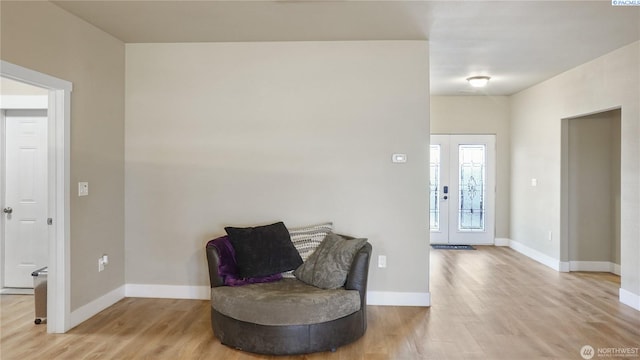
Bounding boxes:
[466,76,491,88]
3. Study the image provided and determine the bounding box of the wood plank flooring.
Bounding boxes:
[2,246,639,359]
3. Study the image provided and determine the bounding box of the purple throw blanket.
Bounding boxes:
[208,235,282,286]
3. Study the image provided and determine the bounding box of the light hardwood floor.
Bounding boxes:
[2,246,639,359]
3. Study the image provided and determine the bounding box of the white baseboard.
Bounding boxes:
[508,239,563,271]
[570,261,620,275]
[619,288,640,311]
[69,285,125,329]
[504,240,635,311]
[367,291,430,307]
[125,284,210,300]
[0,288,34,295]
[612,263,621,276]
[124,284,430,307]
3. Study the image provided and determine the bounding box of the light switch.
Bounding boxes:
[531,178,537,187]
[78,182,89,196]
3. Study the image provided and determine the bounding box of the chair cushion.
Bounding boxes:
[294,233,367,289]
[211,279,361,326]
[207,236,282,286]
[225,222,302,278]
[282,222,333,278]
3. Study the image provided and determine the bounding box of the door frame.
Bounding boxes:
[430,134,496,245]
[1,60,72,333]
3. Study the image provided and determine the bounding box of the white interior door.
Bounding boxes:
[3,110,49,288]
[430,134,495,245]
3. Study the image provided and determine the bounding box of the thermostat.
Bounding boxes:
[392,154,407,163]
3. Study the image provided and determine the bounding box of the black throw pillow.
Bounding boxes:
[225,222,303,278]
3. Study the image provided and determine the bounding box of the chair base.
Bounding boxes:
[211,307,366,355]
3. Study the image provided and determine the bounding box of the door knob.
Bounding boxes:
[3,207,12,214]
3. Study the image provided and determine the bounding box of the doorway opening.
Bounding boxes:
[1,60,72,333]
[1,106,49,292]
[561,109,621,274]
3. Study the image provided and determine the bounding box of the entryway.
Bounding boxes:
[1,60,72,333]
[429,134,495,245]
[561,109,621,274]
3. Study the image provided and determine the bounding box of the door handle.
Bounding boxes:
[3,207,12,214]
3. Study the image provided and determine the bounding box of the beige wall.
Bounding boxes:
[566,110,621,264]
[0,2,125,310]
[125,41,431,295]
[430,96,510,239]
[511,41,639,297]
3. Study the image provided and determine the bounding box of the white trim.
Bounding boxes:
[0,288,34,295]
[125,284,211,300]
[0,62,72,91]
[494,238,510,246]
[508,239,564,271]
[0,110,5,291]
[1,60,72,333]
[0,95,48,109]
[122,284,431,307]
[569,261,620,274]
[619,288,640,311]
[50,88,72,333]
[505,239,621,276]
[366,291,430,306]
[612,263,621,276]
[69,286,125,329]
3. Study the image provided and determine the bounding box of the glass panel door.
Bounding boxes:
[429,136,450,244]
[430,134,495,244]
[429,145,441,231]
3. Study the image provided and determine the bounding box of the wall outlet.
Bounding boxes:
[378,255,387,268]
[98,258,105,272]
[78,182,89,196]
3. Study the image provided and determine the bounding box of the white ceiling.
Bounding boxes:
[52,0,640,96]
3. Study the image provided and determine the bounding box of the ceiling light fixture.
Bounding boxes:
[466,76,491,88]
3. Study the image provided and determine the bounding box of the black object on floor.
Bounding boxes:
[431,244,476,250]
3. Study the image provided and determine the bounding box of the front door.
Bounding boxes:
[430,134,495,245]
[3,110,49,288]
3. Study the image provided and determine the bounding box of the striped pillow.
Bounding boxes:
[282,222,333,278]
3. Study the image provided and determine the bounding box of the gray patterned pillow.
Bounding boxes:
[293,232,367,289]
[282,222,333,278]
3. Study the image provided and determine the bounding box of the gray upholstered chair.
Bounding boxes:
[206,240,372,355]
